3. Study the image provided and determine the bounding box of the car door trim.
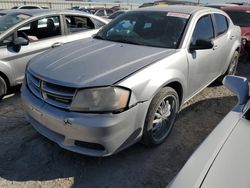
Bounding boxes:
[2,47,49,61]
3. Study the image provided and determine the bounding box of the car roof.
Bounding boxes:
[134,5,218,15]
[206,3,238,6]
[0,9,87,17]
[222,5,250,11]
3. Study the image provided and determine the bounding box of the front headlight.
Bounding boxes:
[70,86,130,113]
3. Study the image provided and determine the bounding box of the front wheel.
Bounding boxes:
[142,87,179,146]
[227,51,239,75]
[0,76,7,100]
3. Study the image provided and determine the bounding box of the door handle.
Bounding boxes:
[230,36,235,40]
[213,45,218,50]
[52,42,63,48]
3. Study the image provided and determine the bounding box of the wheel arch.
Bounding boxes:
[0,71,10,89]
[222,43,241,74]
[164,81,183,106]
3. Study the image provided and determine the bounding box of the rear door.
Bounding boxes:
[6,14,66,84]
[64,14,100,43]
[212,13,232,73]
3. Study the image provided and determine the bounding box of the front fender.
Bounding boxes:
[0,60,15,86]
[118,51,188,106]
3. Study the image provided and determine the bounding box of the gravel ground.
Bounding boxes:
[0,61,249,188]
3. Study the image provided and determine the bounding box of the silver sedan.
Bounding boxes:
[22,6,241,156]
[168,75,250,188]
[0,9,108,99]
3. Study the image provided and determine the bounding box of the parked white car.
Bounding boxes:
[168,75,250,188]
[0,9,107,99]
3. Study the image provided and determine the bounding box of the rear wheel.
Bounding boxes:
[142,87,179,146]
[0,76,7,100]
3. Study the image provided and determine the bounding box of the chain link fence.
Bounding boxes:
[0,0,140,10]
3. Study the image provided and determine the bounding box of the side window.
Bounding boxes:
[0,35,13,47]
[65,15,95,33]
[191,15,214,45]
[214,14,228,36]
[92,18,105,29]
[17,16,61,42]
[37,17,60,29]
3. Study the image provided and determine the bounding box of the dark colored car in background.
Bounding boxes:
[223,6,250,58]
[138,2,154,8]
[77,7,115,18]
[94,8,115,18]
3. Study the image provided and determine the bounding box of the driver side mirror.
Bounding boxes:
[223,75,249,106]
[13,37,29,46]
[189,39,214,52]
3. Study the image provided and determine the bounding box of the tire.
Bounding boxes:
[142,87,179,146]
[0,76,7,100]
[218,51,239,83]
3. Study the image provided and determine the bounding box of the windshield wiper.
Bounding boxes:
[111,38,144,46]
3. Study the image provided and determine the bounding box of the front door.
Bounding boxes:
[187,14,220,97]
[6,15,66,84]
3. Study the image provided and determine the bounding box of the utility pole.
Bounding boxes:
[198,0,200,5]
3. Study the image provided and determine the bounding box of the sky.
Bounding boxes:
[134,0,250,4]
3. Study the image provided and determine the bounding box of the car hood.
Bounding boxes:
[201,118,250,188]
[28,38,175,88]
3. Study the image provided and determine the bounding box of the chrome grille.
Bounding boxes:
[26,72,76,109]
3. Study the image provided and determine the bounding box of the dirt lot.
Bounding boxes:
[0,62,249,188]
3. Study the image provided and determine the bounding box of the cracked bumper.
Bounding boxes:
[21,83,149,157]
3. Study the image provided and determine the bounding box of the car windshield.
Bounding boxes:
[225,10,250,27]
[94,11,189,49]
[0,13,31,34]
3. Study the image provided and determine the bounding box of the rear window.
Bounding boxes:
[65,15,95,33]
[20,6,40,9]
[225,10,250,27]
[214,14,228,36]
